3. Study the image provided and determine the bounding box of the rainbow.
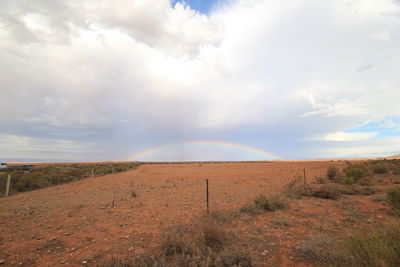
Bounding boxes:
[127,141,281,160]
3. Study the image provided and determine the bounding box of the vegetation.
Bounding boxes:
[285,175,309,199]
[368,159,400,175]
[108,217,255,267]
[344,164,370,182]
[310,184,341,200]
[240,194,289,215]
[254,194,289,211]
[331,225,400,267]
[327,166,340,181]
[387,186,400,211]
[0,162,140,196]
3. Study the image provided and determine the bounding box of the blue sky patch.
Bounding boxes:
[171,0,219,14]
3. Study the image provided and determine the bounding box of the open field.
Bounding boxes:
[1,160,400,266]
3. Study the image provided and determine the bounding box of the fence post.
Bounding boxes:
[91,169,94,178]
[303,168,307,193]
[5,174,11,197]
[206,179,209,214]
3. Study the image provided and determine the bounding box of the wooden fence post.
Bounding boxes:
[303,168,307,193]
[5,174,11,197]
[91,169,94,178]
[206,179,209,214]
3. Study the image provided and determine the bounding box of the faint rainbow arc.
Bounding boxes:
[126,141,281,160]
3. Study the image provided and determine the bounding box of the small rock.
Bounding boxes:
[0,259,5,264]
[71,248,76,251]
[82,260,88,264]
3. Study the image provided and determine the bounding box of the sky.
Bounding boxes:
[0,0,399,162]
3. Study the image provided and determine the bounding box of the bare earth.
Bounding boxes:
[0,161,396,266]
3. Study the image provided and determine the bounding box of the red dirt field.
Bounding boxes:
[0,161,398,266]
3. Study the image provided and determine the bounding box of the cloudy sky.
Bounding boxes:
[0,0,399,162]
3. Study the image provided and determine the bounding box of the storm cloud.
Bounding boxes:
[1,0,399,161]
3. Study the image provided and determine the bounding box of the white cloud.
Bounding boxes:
[323,132,378,141]
[0,0,399,160]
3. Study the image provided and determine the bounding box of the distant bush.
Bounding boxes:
[344,164,370,182]
[372,164,388,174]
[327,166,340,181]
[1,162,140,196]
[387,187,400,211]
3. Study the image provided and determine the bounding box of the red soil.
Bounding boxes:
[0,161,396,266]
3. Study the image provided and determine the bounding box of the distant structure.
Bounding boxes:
[0,163,7,168]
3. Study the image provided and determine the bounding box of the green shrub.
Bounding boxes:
[341,177,355,185]
[387,187,400,211]
[331,225,400,267]
[2,162,141,196]
[344,165,370,182]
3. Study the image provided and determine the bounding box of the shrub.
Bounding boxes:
[150,217,255,267]
[239,203,260,215]
[358,176,372,186]
[285,175,309,199]
[337,185,376,196]
[311,184,341,200]
[297,236,336,263]
[327,166,339,181]
[3,162,141,196]
[372,164,388,174]
[344,165,370,182]
[341,177,355,185]
[331,225,400,267]
[387,187,400,211]
[200,218,227,250]
[254,194,289,211]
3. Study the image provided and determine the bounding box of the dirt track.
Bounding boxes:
[0,161,356,266]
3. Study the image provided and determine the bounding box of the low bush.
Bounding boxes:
[311,184,341,200]
[297,236,336,264]
[387,187,400,211]
[344,164,370,182]
[337,185,376,196]
[341,177,355,185]
[327,166,340,181]
[358,176,373,186]
[372,164,388,174]
[0,162,141,196]
[285,175,309,199]
[125,217,255,267]
[240,203,260,215]
[331,225,400,267]
[254,194,289,211]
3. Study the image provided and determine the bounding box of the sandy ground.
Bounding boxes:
[0,161,395,266]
